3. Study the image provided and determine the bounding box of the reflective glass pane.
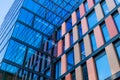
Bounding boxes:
[90,33,97,51]
[95,52,111,80]
[115,40,120,59]
[114,0,120,5]
[101,1,109,15]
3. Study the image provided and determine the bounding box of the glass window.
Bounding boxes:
[80,41,86,60]
[55,61,61,79]
[114,0,120,5]
[70,31,73,45]
[84,1,89,12]
[90,32,97,51]
[67,50,74,70]
[66,17,72,32]
[87,11,98,29]
[115,40,120,59]
[113,12,120,32]
[94,0,100,3]
[62,38,65,52]
[57,29,62,40]
[78,23,83,38]
[101,1,109,15]
[101,23,110,42]
[76,8,81,21]
[95,51,111,80]
[71,71,76,80]
[18,9,34,26]
[82,64,88,80]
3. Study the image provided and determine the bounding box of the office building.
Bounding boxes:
[0,0,120,80]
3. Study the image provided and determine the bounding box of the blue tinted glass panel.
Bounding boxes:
[18,9,34,26]
[95,52,111,80]
[101,1,109,15]
[78,24,83,38]
[80,42,86,60]
[82,64,88,80]
[87,11,97,28]
[67,50,74,70]
[57,29,61,40]
[115,0,120,5]
[101,23,110,42]
[4,40,26,65]
[55,61,61,79]
[95,0,100,3]
[70,32,73,45]
[115,41,120,59]
[113,13,120,32]
[76,9,80,20]
[12,22,47,48]
[84,1,89,12]
[66,17,72,32]
[90,33,97,51]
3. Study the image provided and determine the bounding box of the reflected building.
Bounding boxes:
[0,0,120,80]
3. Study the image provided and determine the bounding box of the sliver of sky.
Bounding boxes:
[0,0,15,27]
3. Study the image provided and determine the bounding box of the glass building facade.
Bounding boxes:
[0,0,120,80]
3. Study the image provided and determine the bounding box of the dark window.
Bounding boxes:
[70,31,73,45]
[78,23,83,38]
[71,71,76,80]
[115,40,120,59]
[80,41,86,60]
[101,1,109,15]
[57,29,62,40]
[95,51,111,80]
[101,23,110,42]
[87,11,98,29]
[76,8,81,21]
[90,32,97,51]
[67,50,74,70]
[66,17,72,32]
[113,12,120,32]
[82,64,88,80]
[55,61,61,79]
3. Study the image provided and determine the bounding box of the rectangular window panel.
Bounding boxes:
[95,51,111,80]
[101,23,110,42]
[55,61,61,79]
[115,40,120,59]
[70,31,73,45]
[57,29,62,40]
[94,0,100,3]
[84,1,89,12]
[101,1,109,15]
[87,11,98,29]
[67,50,74,70]
[66,17,72,32]
[80,41,86,60]
[76,8,81,21]
[114,0,120,5]
[82,64,88,80]
[78,23,83,38]
[90,32,97,51]
[113,12,120,32]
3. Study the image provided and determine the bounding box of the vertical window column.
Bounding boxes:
[62,22,66,36]
[65,33,70,50]
[101,1,109,15]
[81,17,88,35]
[106,0,116,11]
[73,26,79,43]
[57,40,63,57]
[61,54,67,75]
[79,3,86,17]
[72,11,77,26]
[87,0,94,9]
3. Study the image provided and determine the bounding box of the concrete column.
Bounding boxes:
[73,25,79,43]
[94,25,104,48]
[65,33,70,50]
[72,11,77,26]
[106,0,116,11]
[61,54,67,74]
[75,66,83,80]
[86,58,97,80]
[81,17,88,35]
[95,3,104,21]
[65,73,72,80]
[79,3,85,17]
[105,15,118,38]
[62,22,66,36]
[83,35,92,56]
[87,0,94,9]
[105,43,120,75]
[57,40,63,57]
